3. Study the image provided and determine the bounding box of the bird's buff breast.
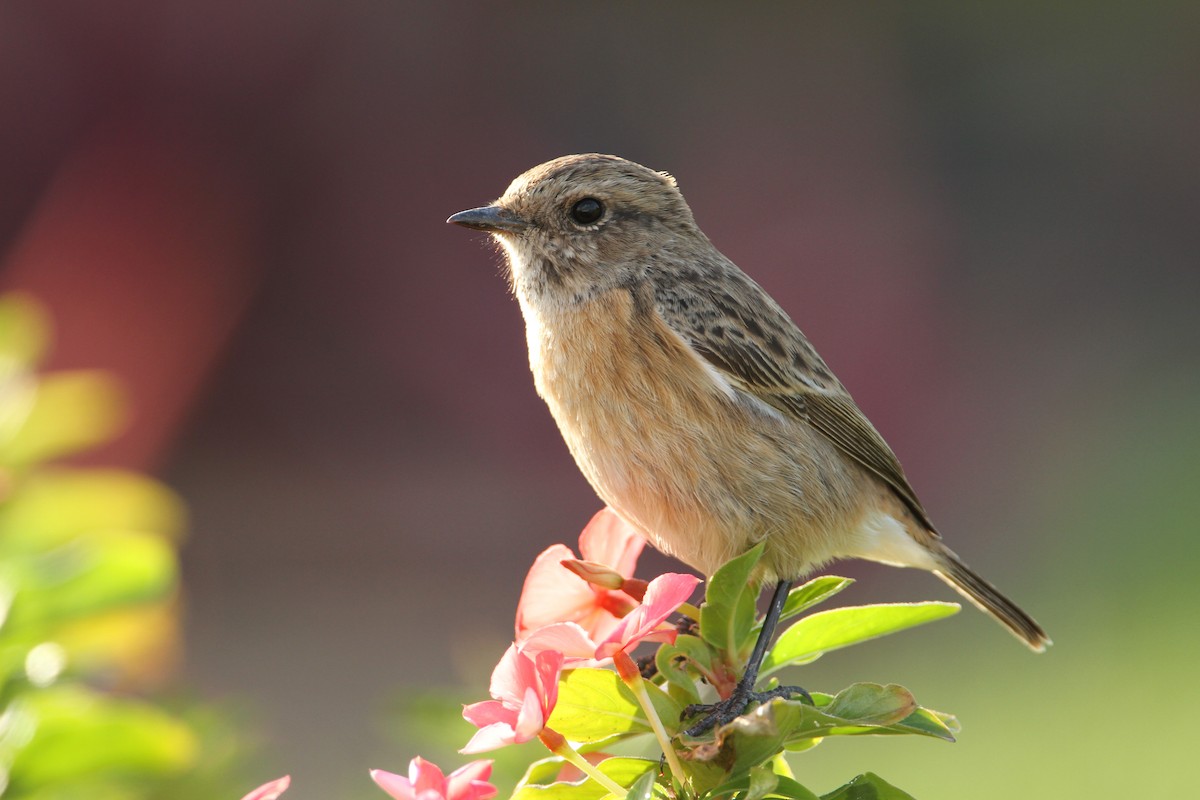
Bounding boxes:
[520,287,845,577]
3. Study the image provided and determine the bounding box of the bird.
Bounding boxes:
[448,153,1049,733]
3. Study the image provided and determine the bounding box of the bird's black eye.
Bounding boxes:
[570,197,604,225]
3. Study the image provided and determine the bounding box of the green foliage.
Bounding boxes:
[550,668,682,743]
[818,773,916,800]
[8,686,197,786]
[0,294,239,799]
[505,563,960,800]
[698,545,764,660]
[761,603,960,677]
[511,757,657,800]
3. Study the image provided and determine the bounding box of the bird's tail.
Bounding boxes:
[932,548,1051,652]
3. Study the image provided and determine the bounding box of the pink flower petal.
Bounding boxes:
[513,685,547,741]
[578,508,644,578]
[445,761,496,800]
[409,757,447,797]
[463,645,561,752]
[241,776,290,800]
[520,622,597,663]
[514,511,653,645]
[464,781,498,800]
[462,699,515,729]
[531,649,562,714]
[371,769,416,800]
[576,597,630,642]
[596,573,700,657]
[515,544,598,639]
[486,644,534,708]
[641,572,702,616]
[460,723,518,754]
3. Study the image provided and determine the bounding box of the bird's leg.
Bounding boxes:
[682,578,812,736]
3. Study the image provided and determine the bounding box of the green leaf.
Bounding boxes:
[688,696,895,787]
[548,668,642,741]
[780,737,821,754]
[625,768,656,800]
[515,756,569,789]
[777,577,854,624]
[655,641,702,706]
[780,686,956,745]
[819,773,917,800]
[0,370,126,467]
[745,764,779,800]
[886,707,959,741]
[639,677,686,735]
[770,752,796,781]
[0,469,186,552]
[664,634,714,675]
[511,757,657,800]
[0,292,51,369]
[548,668,681,742]
[699,544,764,657]
[9,685,198,785]
[704,773,821,800]
[761,602,960,676]
[824,684,917,726]
[655,633,715,705]
[684,684,949,780]
[7,531,177,631]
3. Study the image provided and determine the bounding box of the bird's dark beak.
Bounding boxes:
[446,205,530,234]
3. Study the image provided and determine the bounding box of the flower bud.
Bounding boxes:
[561,558,625,590]
[613,650,641,682]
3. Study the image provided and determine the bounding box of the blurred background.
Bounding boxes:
[1,1,1197,798]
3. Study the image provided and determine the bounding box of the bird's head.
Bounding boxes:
[448,154,703,305]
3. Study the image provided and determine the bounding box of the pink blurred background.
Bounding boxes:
[2,3,1197,798]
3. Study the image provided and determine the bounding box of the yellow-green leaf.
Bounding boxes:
[10,685,198,784]
[511,757,656,800]
[1,371,126,467]
[0,293,52,369]
[0,468,186,551]
[762,602,959,676]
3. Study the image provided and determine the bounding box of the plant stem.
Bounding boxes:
[538,729,628,798]
[614,650,688,782]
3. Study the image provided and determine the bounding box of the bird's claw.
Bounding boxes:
[681,684,813,737]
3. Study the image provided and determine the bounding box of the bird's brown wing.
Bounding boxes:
[654,272,936,532]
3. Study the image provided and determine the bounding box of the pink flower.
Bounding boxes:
[240,776,290,800]
[595,572,700,658]
[515,508,645,643]
[519,621,601,666]
[371,758,497,800]
[521,572,701,664]
[461,644,563,753]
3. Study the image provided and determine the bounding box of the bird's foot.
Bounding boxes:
[682,684,812,737]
